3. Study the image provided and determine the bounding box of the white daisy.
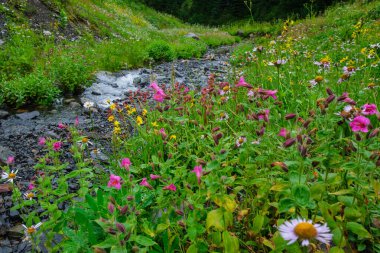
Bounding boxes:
[279,217,332,246]
[1,170,19,183]
[22,222,42,241]
[83,101,94,109]
[236,136,247,147]
[23,192,35,200]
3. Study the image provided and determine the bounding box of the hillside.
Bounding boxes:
[0,0,238,108]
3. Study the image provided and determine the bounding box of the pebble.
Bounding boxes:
[15,111,40,120]
[0,146,15,164]
[0,110,9,119]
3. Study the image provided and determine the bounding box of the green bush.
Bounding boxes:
[173,38,207,59]
[1,71,60,107]
[147,40,176,62]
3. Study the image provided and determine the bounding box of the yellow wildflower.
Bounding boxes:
[114,121,120,127]
[136,116,143,126]
[267,76,273,82]
[108,115,115,122]
[170,135,176,140]
[110,103,116,111]
[340,56,348,63]
[113,127,121,134]
[151,121,158,128]
[142,109,148,116]
[361,48,367,54]
[128,108,137,115]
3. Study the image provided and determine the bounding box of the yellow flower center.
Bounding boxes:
[9,173,16,179]
[294,222,317,239]
[223,86,230,91]
[27,227,36,234]
[238,138,244,144]
[315,76,323,82]
[82,137,88,143]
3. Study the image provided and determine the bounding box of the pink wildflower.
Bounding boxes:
[53,142,62,151]
[236,77,253,88]
[150,82,167,103]
[58,122,65,129]
[362,104,378,115]
[75,116,79,126]
[258,109,270,122]
[107,174,121,190]
[121,158,131,171]
[140,178,153,189]
[350,116,370,133]
[28,183,35,190]
[192,165,203,184]
[258,88,278,100]
[159,128,167,140]
[150,174,161,180]
[38,137,46,146]
[163,184,176,192]
[6,156,14,165]
[278,128,289,138]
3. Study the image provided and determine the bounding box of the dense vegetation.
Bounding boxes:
[2,0,380,252]
[141,0,343,24]
[0,0,238,108]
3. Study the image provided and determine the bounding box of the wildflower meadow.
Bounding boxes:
[1,1,380,252]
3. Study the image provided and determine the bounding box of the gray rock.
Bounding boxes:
[69,102,81,108]
[6,225,24,238]
[0,146,15,164]
[0,110,9,119]
[9,210,19,217]
[0,246,13,253]
[236,30,244,37]
[63,98,76,104]
[90,149,109,162]
[91,90,101,96]
[184,33,200,40]
[133,77,141,85]
[45,131,60,139]
[15,111,40,120]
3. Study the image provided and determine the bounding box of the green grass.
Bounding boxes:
[0,0,238,108]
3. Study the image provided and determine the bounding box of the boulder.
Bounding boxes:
[184,33,200,40]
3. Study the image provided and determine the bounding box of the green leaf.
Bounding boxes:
[344,207,361,220]
[346,222,372,239]
[332,227,346,248]
[93,236,119,249]
[292,185,310,207]
[156,223,169,234]
[252,215,265,234]
[329,247,345,253]
[222,231,239,252]
[206,209,225,231]
[186,244,198,253]
[86,194,98,213]
[278,198,295,213]
[131,235,157,247]
[111,245,128,253]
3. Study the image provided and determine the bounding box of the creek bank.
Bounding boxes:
[0,44,234,252]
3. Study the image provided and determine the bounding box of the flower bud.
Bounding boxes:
[109,196,116,205]
[303,119,312,128]
[326,87,334,96]
[108,203,115,214]
[212,127,220,133]
[175,210,184,216]
[116,223,126,233]
[285,113,296,120]
[369,128,379,138]
[271,162,288,172]
[127,195,134,201]
[120,205,129,215]
[325,94,335,105]
[283,138,296,148]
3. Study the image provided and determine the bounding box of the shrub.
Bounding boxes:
[147,40,176,62]
[173,37,207,59]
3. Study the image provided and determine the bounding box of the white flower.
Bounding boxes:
[83,101,94,109]
[1,170,19,183]
[279,218,332,246]
[22,222,42,241]
[236,136,247,147]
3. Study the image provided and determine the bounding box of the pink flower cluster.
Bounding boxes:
[150,82,167,103]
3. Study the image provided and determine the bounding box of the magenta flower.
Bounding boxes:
[150,82,167,103]
[163,184,176,191]
[53,142,62,151]
[107,174,121,190]
[28,183,35,190]
[38,137,46,146]
[258,88,278,100]
[121,158,131,171]
[58,122,65,129]
[6,156,14,165]
[236,77,253,89]
[350,116,370,132]
[159,128,167,140]
[140,178,153,189]
[278,128,289,138]
[362,104,378,115]
[75,116,79,126]
[192,165,203,184]
[258,109,270,122]
[150,174,161,180]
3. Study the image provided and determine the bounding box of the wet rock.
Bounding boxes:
[90,149,109,162]
[9,210,19,218]
[133,77,141,85]
[91,90,101,96]
[69,102,81,108]
[45,131,60,139]
[6,225,24,239]
[16,241,31,252]
[184,33,200,40]
[0,110,9,119]
[0,246,13,253]
[140,69,151,74]
[0,146,15,164]
[63,98,76,104]
[15,111,40,120]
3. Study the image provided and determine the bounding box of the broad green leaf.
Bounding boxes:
[186,244,198,253]
[344,207,361,219]
[206,209,225,231]
[131,235,157,247]
[85,194,98,213]
[222,231,239,252]
[252,215,265,234]
[346,222,372,239]
[93,236,119,249]
[156,223,170,234]
[111,245,128,253]
[292,185,310,207]
[278,198,294,213]
[329,247,345,253]
[332,227,346,247]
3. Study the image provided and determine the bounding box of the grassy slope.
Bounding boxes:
[0,0,238,108]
